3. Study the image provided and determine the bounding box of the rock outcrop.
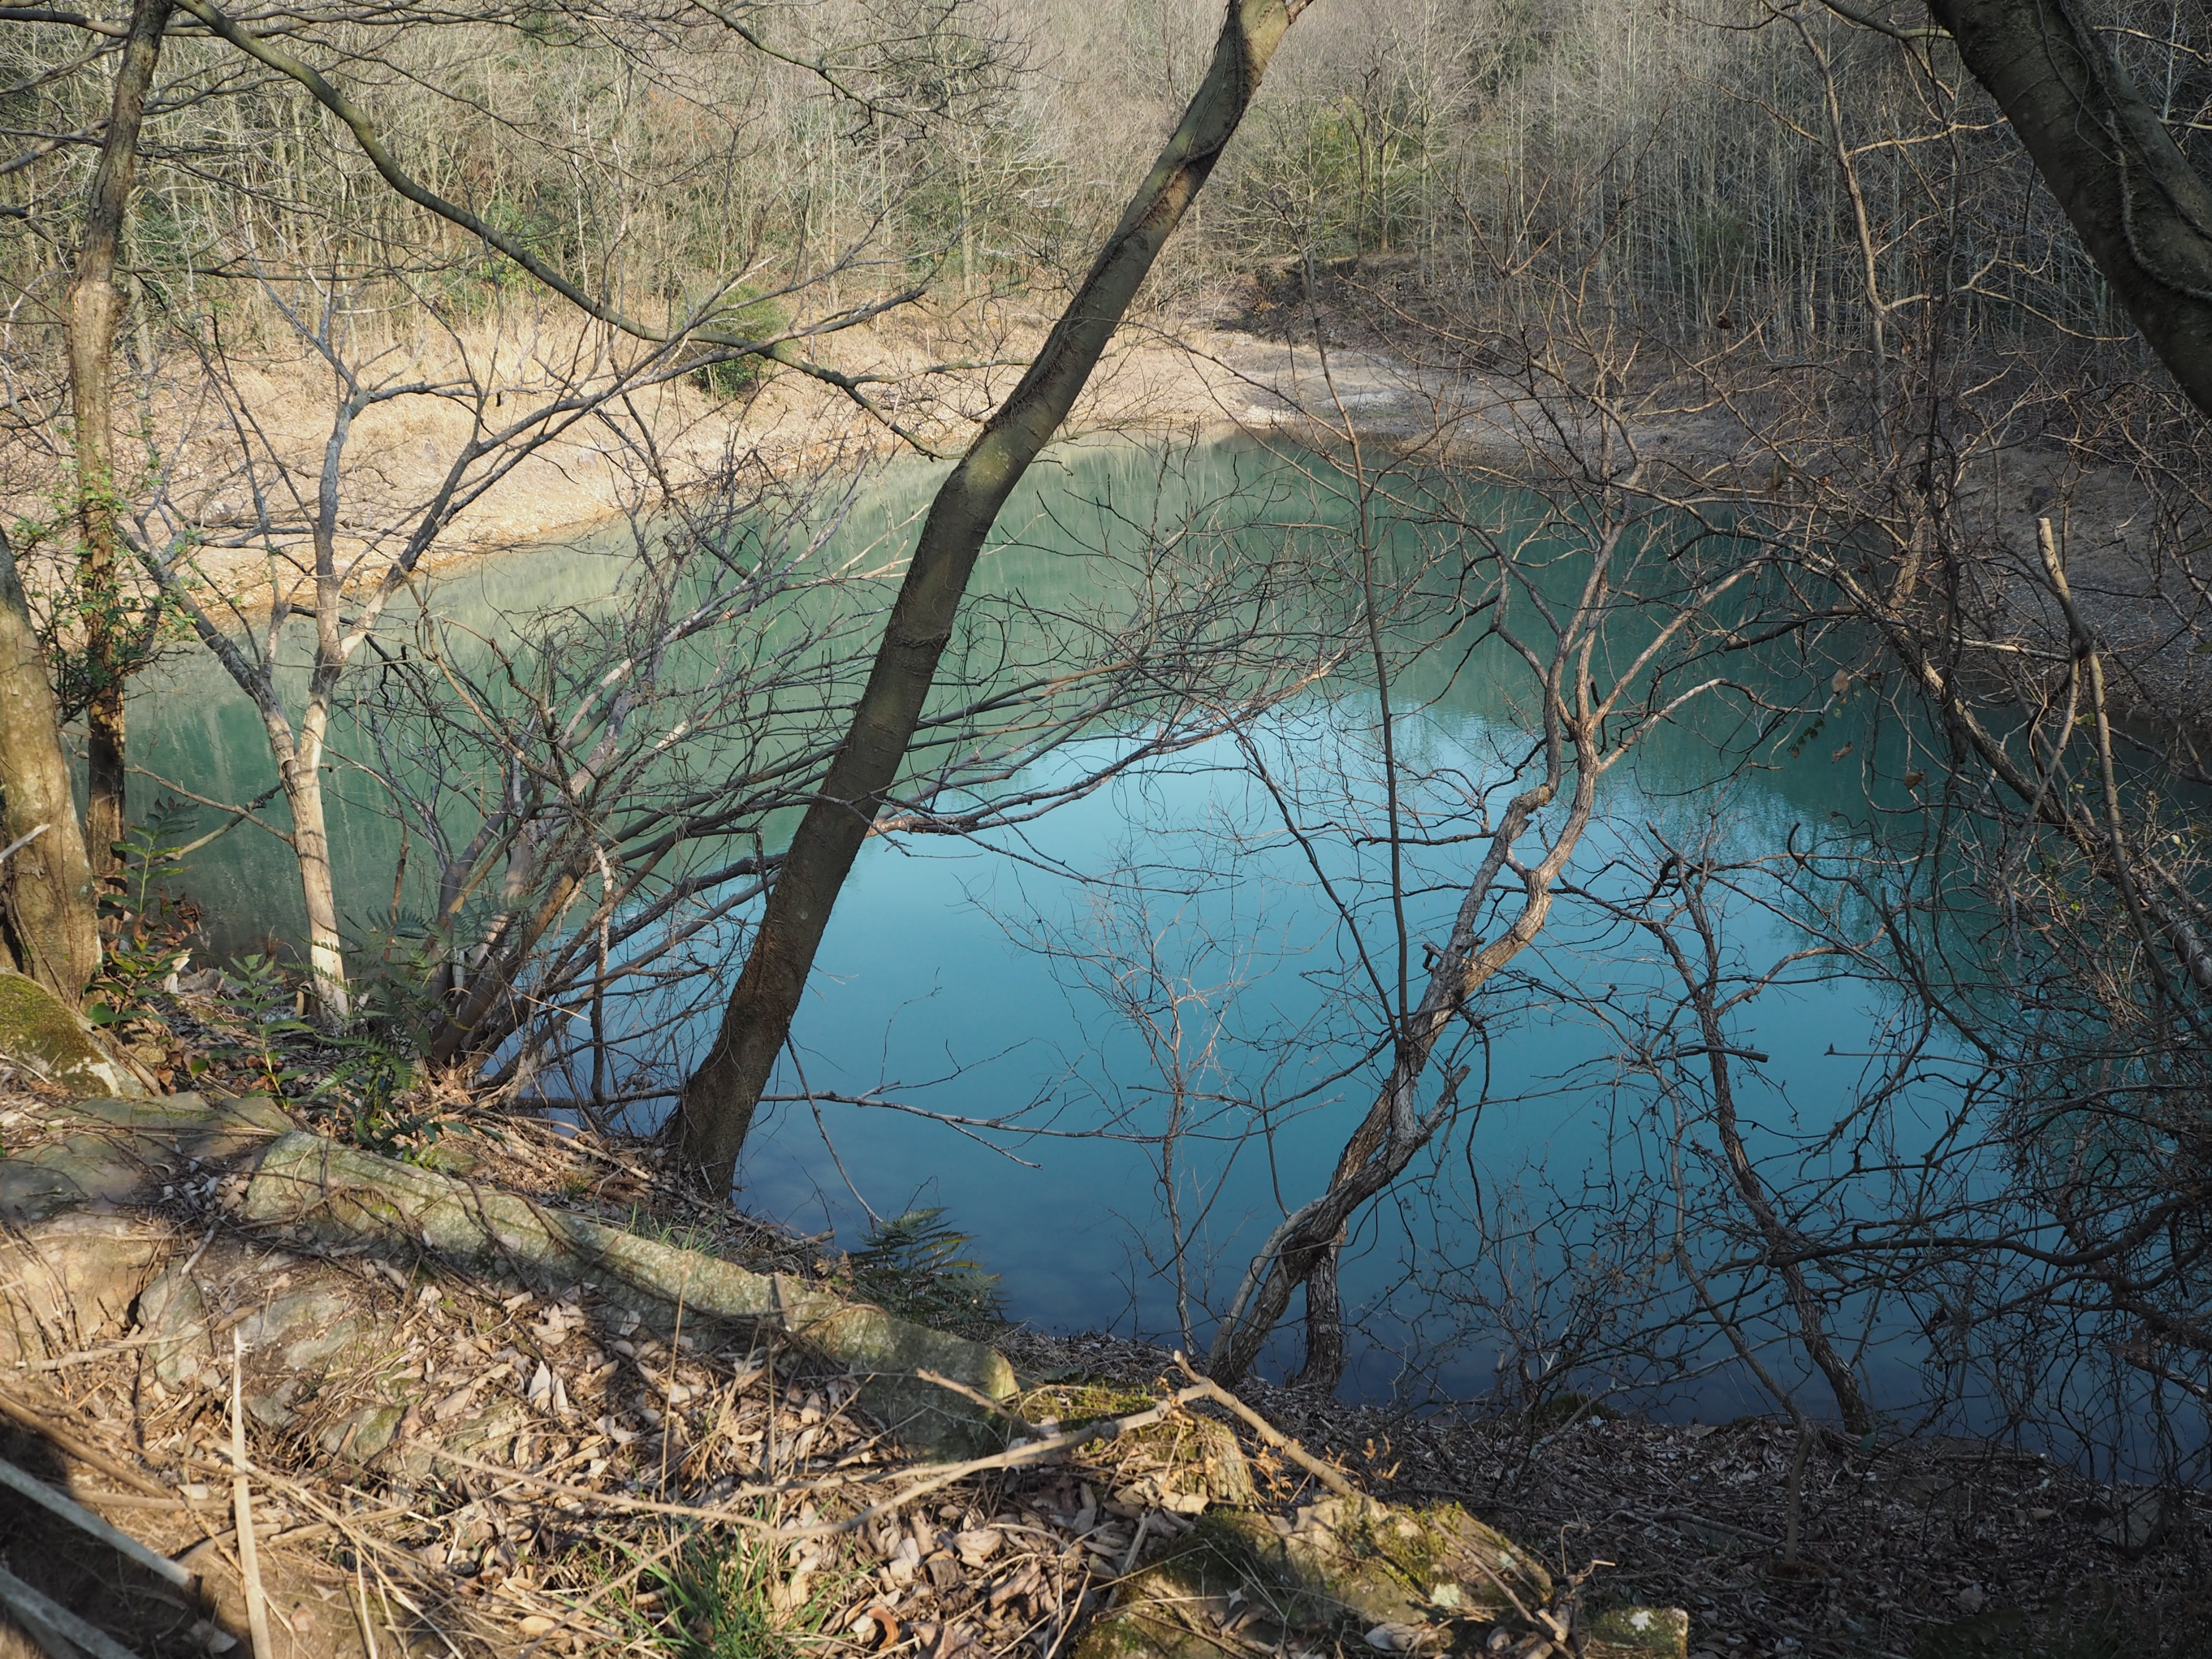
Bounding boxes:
[1076,1493,1686,1659]
[0,1091,1013,1455]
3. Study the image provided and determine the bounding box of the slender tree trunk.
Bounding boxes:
[0,531,101,999]
[1289,1228,1346,1389]
[65,0,173,881]
[277,700,349,1027]
[672,0,1313,1193]
[1206,751,1596,1387]
[1658,889,1873,1437]
[288,399,356,1030]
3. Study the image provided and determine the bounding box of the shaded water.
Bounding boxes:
[131,435,1960,1413]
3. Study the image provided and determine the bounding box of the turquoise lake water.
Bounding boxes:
[131,434,1963,1415]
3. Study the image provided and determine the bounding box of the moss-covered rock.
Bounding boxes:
[1021,1377,1168,1425]
[1115,1414,1257,1512]
[1021,1378,1256,1513]
[1265,1495,1552,1626]
[1076,1496,1559,1659]
[0,972,146,1097]
[1584,1604,1691,1658]
[241,1130,1019,1454]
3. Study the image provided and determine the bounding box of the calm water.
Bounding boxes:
[132,435,1963,1415]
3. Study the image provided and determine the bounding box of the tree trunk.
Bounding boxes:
[65,0,173,881]
[1660,891,1873,1437]
[1289,1225,1347,1389]
[0,531,101,1000]
[672,0,1312,1193]
[276,702,350,1028]
[1205,753,1595,1387]
[1925,0,2212,417]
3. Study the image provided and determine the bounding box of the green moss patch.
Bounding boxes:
[1017,1375,1167,1427]
[0,971,142,1095]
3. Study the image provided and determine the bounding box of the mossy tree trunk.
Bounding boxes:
[0,531,100,999]
[64,0,174,882]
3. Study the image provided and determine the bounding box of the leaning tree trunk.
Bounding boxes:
[0,531,100,999]
[1207,717,1603,1389]
[673,0,1314,1193]
[1924,0,2212,419]
[64,0,173,881]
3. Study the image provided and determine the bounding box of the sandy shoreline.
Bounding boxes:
[11,304,2207,730]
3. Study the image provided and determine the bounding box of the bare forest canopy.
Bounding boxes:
[6,0,2212,1518]
[2,0,2202,369]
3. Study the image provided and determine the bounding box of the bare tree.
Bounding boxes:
[4,0,1045,1024]
[673,0,1318,1191]
[138,275,736,1025]
[1202,490,1781,1387]
[342,429,1338,1107]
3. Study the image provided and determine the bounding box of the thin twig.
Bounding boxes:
[231,1331,274,1659]
[0,1379,169,1496]
[352,1561,381,1659]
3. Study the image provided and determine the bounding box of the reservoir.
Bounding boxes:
[132,433,1967,1422]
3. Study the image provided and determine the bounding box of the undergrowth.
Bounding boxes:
[648,1528,841,1659]
[847,1208,1007,1335]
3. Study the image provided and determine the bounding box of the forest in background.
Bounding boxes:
[3,0,2183,398]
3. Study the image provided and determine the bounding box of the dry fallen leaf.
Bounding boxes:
[1365,1623,1436,1653]
[955,1527,1002,1565]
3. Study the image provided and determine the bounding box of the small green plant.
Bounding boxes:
[315,1017,451,1163]
[211,958,452,1158]
[9,498,195,725]
[89,800,201,997]
[847,1207,1007,1333]
[647,1533,827,1659]
[217,953,323,1096]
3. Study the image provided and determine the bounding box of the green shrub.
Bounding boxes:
[678,283,788,399]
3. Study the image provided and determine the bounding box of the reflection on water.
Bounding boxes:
[133,435,1966,1414]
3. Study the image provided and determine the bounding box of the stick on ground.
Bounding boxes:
[231,1332,274,1659]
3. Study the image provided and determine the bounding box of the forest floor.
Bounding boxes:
[2,969,2208,1659]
